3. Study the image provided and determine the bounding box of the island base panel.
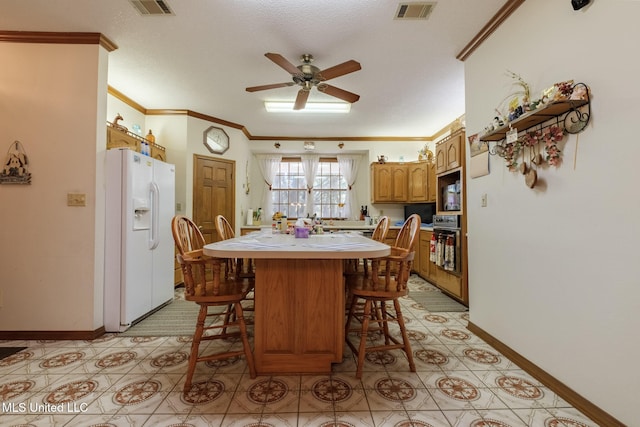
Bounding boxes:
[254,258,345,374]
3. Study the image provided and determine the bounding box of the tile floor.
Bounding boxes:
[1,277,598,427]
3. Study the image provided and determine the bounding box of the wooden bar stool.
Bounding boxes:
[344,214,420,379]
[176,249,256,393]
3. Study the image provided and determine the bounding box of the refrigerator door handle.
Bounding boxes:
[150,182,160,250]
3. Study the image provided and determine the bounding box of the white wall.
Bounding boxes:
[0,42,107,331]
[464,1,640,423]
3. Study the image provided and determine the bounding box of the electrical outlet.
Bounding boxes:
[67,193,86,207]
[176,202,182,211]
[481,193,488,207]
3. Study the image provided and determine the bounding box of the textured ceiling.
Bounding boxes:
[0,0,507,138]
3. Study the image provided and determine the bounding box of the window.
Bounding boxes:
[272,158,347,219]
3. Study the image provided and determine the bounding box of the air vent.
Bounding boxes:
[129,0,174,15]
[395,2,436,20]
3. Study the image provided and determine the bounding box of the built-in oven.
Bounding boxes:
[431,214,462,276]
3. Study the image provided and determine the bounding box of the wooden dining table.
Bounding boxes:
[203,230,390,375]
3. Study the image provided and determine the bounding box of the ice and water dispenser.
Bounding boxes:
[133,197,151,230]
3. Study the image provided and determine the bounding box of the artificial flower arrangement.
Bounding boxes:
[501,124,565,173]
[418,145,434,163]
[483,71,580,135]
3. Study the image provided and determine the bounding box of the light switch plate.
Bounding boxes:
[67,193,86,207]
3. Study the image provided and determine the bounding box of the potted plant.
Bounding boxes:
[253,208,262,226]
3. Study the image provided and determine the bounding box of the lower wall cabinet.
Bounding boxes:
[416,230,466,305]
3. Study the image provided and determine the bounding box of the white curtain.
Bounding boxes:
[256,154,282,218]
[337,155,361,220]
[300,154,320,217]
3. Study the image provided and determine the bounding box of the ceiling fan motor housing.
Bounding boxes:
[293,55,322,88]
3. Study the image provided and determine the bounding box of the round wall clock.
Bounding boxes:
[203,126,229,154]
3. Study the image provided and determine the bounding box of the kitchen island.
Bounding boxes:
[203,231,390,375]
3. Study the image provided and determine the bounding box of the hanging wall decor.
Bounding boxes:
[478,76,591,190]
[1,140,32,184]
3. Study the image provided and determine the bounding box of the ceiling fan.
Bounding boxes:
[246,53,361,110]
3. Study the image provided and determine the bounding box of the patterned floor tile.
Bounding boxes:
[0,279,603,427]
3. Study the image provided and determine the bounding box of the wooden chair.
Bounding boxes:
[363,215,390,276]
[344,213,421,379]
[214,214,235,240]
[172,214,206,255]
[172,214,251,331]
[176,249,256,393]
[215,214,254,279]
[344,216,390,276]
[214,215,255,317]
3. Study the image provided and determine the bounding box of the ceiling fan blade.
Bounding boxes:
[317,84,360,103]
[293,89,310,110]
[265,52,302,76]
[245,82,295,92]
[317,60,361,81]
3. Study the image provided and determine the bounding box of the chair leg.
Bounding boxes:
[374,301,387,342]
[394,299,416,373]
[233,302,256,379]
[355,299,372,379]
[222,303,236,335]
[184,304,208,393]
[345,293,358,337]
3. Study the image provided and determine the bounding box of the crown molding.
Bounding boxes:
[0,31,117,52]
[110,86,435,142]
[456,0,524,61]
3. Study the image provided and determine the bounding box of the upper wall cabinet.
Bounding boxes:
[371,161,435,204]
[371,162,408,203]
[407,162,436,203]
[435,132,462,174]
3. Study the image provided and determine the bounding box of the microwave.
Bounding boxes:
[443,181,461,211]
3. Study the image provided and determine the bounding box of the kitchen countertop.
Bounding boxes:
[205,231,390,259]
[241,222,433,231]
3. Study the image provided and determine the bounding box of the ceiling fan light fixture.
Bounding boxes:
[264,101,351,113]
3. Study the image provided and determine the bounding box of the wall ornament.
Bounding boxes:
[1,140,31,185]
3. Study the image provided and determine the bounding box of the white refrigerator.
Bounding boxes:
[104,148,175,332]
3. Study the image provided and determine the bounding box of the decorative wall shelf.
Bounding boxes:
[477,82,591,189]
[480,82,590,142]
[106,123,167,162]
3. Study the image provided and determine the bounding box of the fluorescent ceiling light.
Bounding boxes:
[264,101,351,113]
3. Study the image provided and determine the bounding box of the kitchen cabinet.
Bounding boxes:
[429,264,463,300]
[429,130,469,304]
[371,161,434,204]
[435,132,462,174]
[371,163,408,203]
[407,162,433,203]
[415,229,465,303]
[418,230,431,278]
[427,163,436,202]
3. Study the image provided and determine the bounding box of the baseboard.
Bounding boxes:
[467,321,626,427]
[0,326,106,341]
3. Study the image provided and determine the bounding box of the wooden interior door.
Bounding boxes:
[193,155,235,243]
